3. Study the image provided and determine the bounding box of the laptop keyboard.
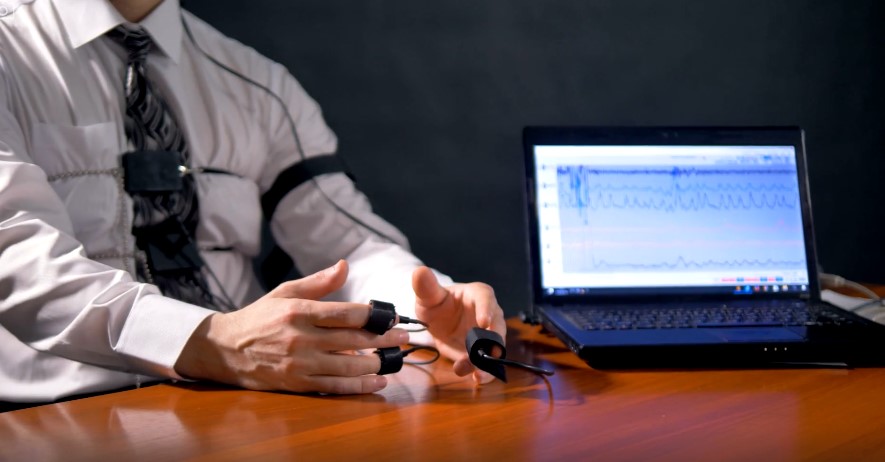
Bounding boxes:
[562,301,856,331]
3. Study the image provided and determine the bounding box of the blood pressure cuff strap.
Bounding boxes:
[260,154,351,219]
[257,154,353,289]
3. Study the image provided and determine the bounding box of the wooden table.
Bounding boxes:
[3,318,885,461]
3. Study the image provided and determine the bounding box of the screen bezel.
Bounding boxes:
[522,126,822,306]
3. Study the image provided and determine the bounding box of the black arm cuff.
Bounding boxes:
[261,154,351,219]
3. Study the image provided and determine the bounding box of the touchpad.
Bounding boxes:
[708,327,804,343]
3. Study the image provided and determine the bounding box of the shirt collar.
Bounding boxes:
[52,0,183,63]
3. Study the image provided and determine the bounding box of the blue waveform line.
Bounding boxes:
[582,255,806,271]
[562,189,798,212]
[557,165,799,213]
[557,166,797,177]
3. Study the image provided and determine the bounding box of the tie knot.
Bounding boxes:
[108,26,153,64]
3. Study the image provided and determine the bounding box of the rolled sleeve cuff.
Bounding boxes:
[115,294,215,380]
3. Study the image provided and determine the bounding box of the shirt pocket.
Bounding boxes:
[29,121,127,257]
[29,121,125,176]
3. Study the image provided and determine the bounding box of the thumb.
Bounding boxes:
[268,260,348,300]
[412,266,448,308]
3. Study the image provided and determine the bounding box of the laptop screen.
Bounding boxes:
[531,142,811,298]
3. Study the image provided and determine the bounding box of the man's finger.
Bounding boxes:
[431,341,474,376]
[473,369,496,385]
[301,301,372,328]
[304,375,388,395]
[412,266,448,308]
[313,351,384,377]
[452,354,475,377]
[472,287,507,340]
[470,286,497,329]
[269,260,349,300]
[312,327,409,352]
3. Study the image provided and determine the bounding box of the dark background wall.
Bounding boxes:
[188,0,885,315]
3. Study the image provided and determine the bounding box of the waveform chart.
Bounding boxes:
[555,165,807,275]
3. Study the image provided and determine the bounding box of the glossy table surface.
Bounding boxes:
[3,318,885,462]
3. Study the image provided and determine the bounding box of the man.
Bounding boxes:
[0,0,506,402]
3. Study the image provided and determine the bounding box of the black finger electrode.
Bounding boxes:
[466,327,555,382]
[362,300,397,335]
[466,328,508,382]
[362,300,429,335]
[359,299,446,376]
[375,347,404,375]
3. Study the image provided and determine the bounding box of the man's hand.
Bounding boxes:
[174,260,408,394]
[412,267,507,384]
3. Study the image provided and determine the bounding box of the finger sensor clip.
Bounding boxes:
[362,299,427,335]
[363,300,397,335]
[466,327,555,382]
[363,300,430,376]
[466,328,508,382]
[375,347,404,375]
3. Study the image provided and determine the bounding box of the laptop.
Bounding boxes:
[523,126,885,369]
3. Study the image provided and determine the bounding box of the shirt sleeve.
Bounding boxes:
[257,64,453,315]
[0,63,214,380]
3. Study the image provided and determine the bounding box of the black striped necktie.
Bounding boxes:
[108,26,222,310]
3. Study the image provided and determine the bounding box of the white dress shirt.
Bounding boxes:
[0,0,449,402]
